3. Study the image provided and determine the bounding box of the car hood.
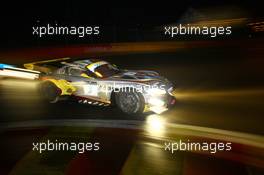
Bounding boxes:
[108,69,172,86]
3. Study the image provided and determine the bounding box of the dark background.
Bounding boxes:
[0,3,264,174]
[0,1,263,49]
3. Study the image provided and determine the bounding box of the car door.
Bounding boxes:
[65,67,100,99]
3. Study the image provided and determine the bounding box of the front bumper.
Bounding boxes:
[145,93,176,114]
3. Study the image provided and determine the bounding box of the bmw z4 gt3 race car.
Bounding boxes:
[0,58,176,115]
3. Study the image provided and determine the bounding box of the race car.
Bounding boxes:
[2,58,177,115]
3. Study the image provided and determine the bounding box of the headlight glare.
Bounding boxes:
[147,88,166,95]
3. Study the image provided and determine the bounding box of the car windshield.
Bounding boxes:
[92,63,120,78]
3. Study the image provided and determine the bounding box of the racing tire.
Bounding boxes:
[38,81,61,103]
[115,89,145,115]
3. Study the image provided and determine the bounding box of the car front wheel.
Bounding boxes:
[115,90,145,115]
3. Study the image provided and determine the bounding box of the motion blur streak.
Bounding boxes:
[0,79,40,101]
[0,69,39,79]
[0,79,44,119]
[175,88,264,97]
[174,88,264,104]
[191,18,247,27]
[0,40,246,63]
[0,79,39,89]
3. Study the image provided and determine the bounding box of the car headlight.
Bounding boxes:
[147,88,166,95]
[149,98,165,106]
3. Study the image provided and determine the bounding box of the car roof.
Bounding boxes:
[71,59,104,69]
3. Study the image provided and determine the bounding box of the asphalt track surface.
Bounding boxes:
[0,119,263,174]
[0,40,264,174]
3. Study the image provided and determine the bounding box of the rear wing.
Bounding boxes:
[24,57,71,74]
[0,64,40,79]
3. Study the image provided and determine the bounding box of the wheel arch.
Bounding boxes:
[41,78,76,96]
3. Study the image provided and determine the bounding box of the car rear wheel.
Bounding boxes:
[39,81,61,103]
[115,90,145,115]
